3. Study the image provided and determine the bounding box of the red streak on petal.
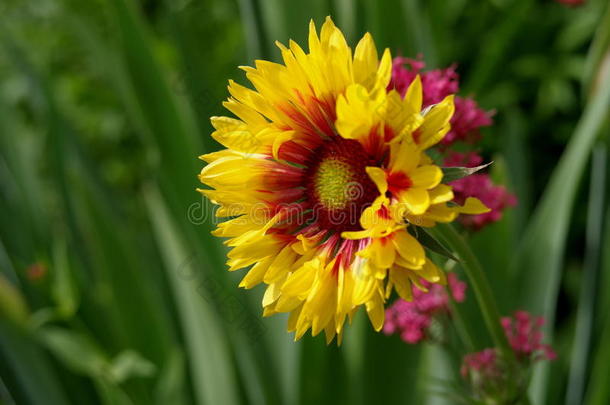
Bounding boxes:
[360,124,385,160]
[378,204,392,220]
[412,128,423,144]
[387,171,412,195]
[383,123,396,143]
[295,90,335,138]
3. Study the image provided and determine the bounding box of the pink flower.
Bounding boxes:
[384,273,467,344]
[389,57,493,145]
[460,312,555,402]
[390,55,516,230]
[444,152,517,229]
[461,311,555,382]
[502,311,557,361]
[461,348,499,378]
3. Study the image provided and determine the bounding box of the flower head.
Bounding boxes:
[461,348,500,379]
[199,17,488,343]
[501,310,557,361]
[460,311,555,402]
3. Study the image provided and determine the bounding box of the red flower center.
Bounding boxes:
[304,139,377,232]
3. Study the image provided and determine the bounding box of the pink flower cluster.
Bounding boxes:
[389,57,493,145]
[445,152,517,229]
[390,56,516,230]
[502,310,557,361]
[461,348,500,379]
[383,273,467,344]
[461,311,556,380]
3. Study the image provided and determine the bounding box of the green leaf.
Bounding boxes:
[0,273,28,325]
[583,1,610,94]
[36,326,108,378]
[429,224,514,362]
[411,227,459,262]
[585,312,610,405]
[108,350,157,384]
[400,0,436,64]
[442,163,492,183]
[512,25,610,405]
[463,0,534,93]
[144,185,239,405]
[565,145,607,405]
[154,348,188,405]
[51,238,79,319]
[38,327,156,384]
[0,322,70,405]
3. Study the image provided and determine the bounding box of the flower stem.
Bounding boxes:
[429,223,514,361]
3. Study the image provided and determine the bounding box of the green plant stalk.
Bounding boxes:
[565,145,607,405]
[429,224,513,361]
[446,293,474,353]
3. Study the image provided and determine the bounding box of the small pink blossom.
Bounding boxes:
[389,57,493,145]
[502,311,557,361]
[390,56,515,230]
[461,348,500,379]
[461,311,556,387]
[384,273,467,344]
[444,151,517,229]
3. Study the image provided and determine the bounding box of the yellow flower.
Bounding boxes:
[198,17,489,343]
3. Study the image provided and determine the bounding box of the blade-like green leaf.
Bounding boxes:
[464,0,534,93]
[584,311,610,405]
[412,227,459,262]
[0,274,28,325]
[36,326,108,378]
[0,322,70,405]
[144,185,239,405]
[565,145,607,405]
[512,30,610,405]
[50,239,79,320]
[441,163,492,183]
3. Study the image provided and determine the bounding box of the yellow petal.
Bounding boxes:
[375,48,393,91]
[365,293,385,331]
[281,259,319,298]
[429,184,454,204]
[263,244,298,283]
[272,130,298,160]
[410,165,443,189]
[416,95,455,150]
[353,32,378,89]
[389,138,421,174]
[392,230,426,268]
[371,238,396,269]
[389,267,413,301]
[366,166,388,194]
[417,259,445,284]
[399,187,430,215]
[263,279,285,307]
[341,229,374,240]
[405,75,422,112]
[239,256,273,289]
[457,197,491,214]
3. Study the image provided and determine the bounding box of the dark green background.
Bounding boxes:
[1,0,609,404]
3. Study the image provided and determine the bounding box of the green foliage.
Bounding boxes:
[0,0,609,404]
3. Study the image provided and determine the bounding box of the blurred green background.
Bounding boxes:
[1,0,609,404]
